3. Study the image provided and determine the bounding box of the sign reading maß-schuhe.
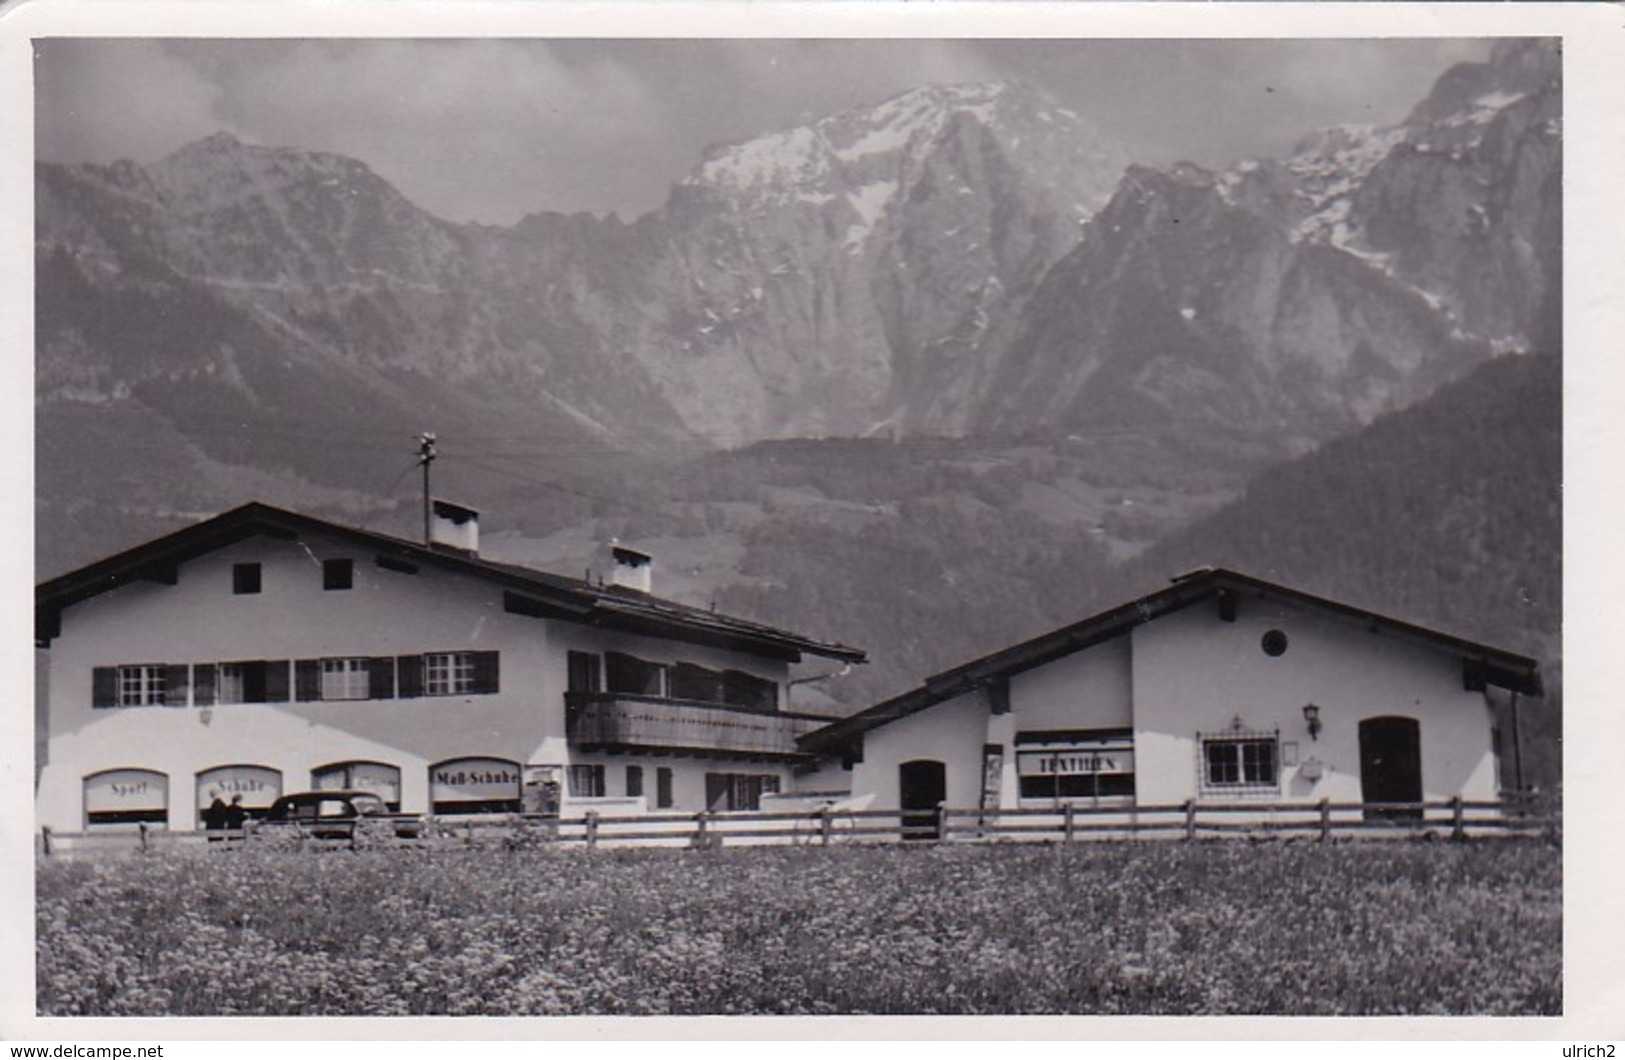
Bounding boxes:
[431,757,521,803]
[85,769,168,812]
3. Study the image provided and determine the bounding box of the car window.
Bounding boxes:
[317,799,351,819]
[352,795,387,816]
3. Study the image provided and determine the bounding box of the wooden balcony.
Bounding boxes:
[566,692,832,760]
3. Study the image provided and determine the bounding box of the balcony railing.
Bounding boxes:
[566,692,833,760]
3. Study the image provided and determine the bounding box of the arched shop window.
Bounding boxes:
[428,756,522,815]
[195,765,283,825]
[84,768,169,829]
[313,761,403,811]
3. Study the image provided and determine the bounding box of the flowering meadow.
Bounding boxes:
[36,839,1559,1016]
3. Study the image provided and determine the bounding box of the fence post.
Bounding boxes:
[1183,799,1196,842]
[695,810,709,849]
[138,822,150,852]
[1064,803,1076,844]
[1450,796,1465,842]
[936,803,950,843]
[41,826,52,857]
[819,806,833,846]
[584,810,599,849]
[1318,798,1331,843]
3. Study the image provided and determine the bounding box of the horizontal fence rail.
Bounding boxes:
[38,795,1559,857]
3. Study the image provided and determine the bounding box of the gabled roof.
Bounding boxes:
[35,502,866,665]
[800,567,1540,753]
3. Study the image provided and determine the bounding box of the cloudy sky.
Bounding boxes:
[34,37,1491,225]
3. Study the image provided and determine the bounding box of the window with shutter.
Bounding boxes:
[367,657,396,699]
[397,655,425,698]
[470,651,499,695]
[567,651,602,693]
[626,765,643,799]
[164,664,191,707]
[92,667,118,709]
[656,767,674,809]
[117,665,167,706]
[240,662,266,704]
[295,660,322,702]
[262,660,291,703]
[192,663,217,707]
[232,563,261,595]
[322,558,354,591]
[605,652,664,696]
[319,658,369,700]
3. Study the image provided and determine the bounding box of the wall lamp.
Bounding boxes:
[1302,703,1322,741]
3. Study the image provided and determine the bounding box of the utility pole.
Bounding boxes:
[417,432,437,545]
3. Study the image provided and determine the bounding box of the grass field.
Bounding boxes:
[35,839,1560,1016]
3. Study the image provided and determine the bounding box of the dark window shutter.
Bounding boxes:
[368,657,396,699]
[243,661,268,703]
[193,663,217,706]
[471,651,500,695]
[295,660,322,702]
[626,765,644,799]
[397,655,424,698]
[322,558,354,591]
[164,664,191,707]
[92,667,118,709]
[567,651,602,693]
[263,660,291,702]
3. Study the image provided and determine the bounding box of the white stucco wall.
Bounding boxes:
[1130,594,1499,806]
[848,690,988,813]
[1008,636,1132,733]
[37,529,793,830]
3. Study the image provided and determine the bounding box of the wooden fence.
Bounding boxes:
[37,795,1558,857]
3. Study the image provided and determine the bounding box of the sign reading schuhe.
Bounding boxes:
[196,765,283,810]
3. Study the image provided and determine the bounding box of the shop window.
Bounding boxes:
[313,761,402,811]
[429,757,521,815]
[84,769,168,828]
[196,765,282,825]
[705,772,780,812]
[1016,730,1136,802]
[569,764,606,798]
[1201,734,1280,791]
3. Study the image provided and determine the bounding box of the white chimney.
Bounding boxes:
[610,545,653,593]
[429,499,480,555]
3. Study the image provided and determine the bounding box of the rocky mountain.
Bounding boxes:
[36,41,1561,583]
[975,38,1560,442]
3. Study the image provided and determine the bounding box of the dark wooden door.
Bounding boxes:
[899,759,946,840]
[1359,716,1423,820]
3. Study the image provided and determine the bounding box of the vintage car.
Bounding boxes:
[257,790,423,840]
